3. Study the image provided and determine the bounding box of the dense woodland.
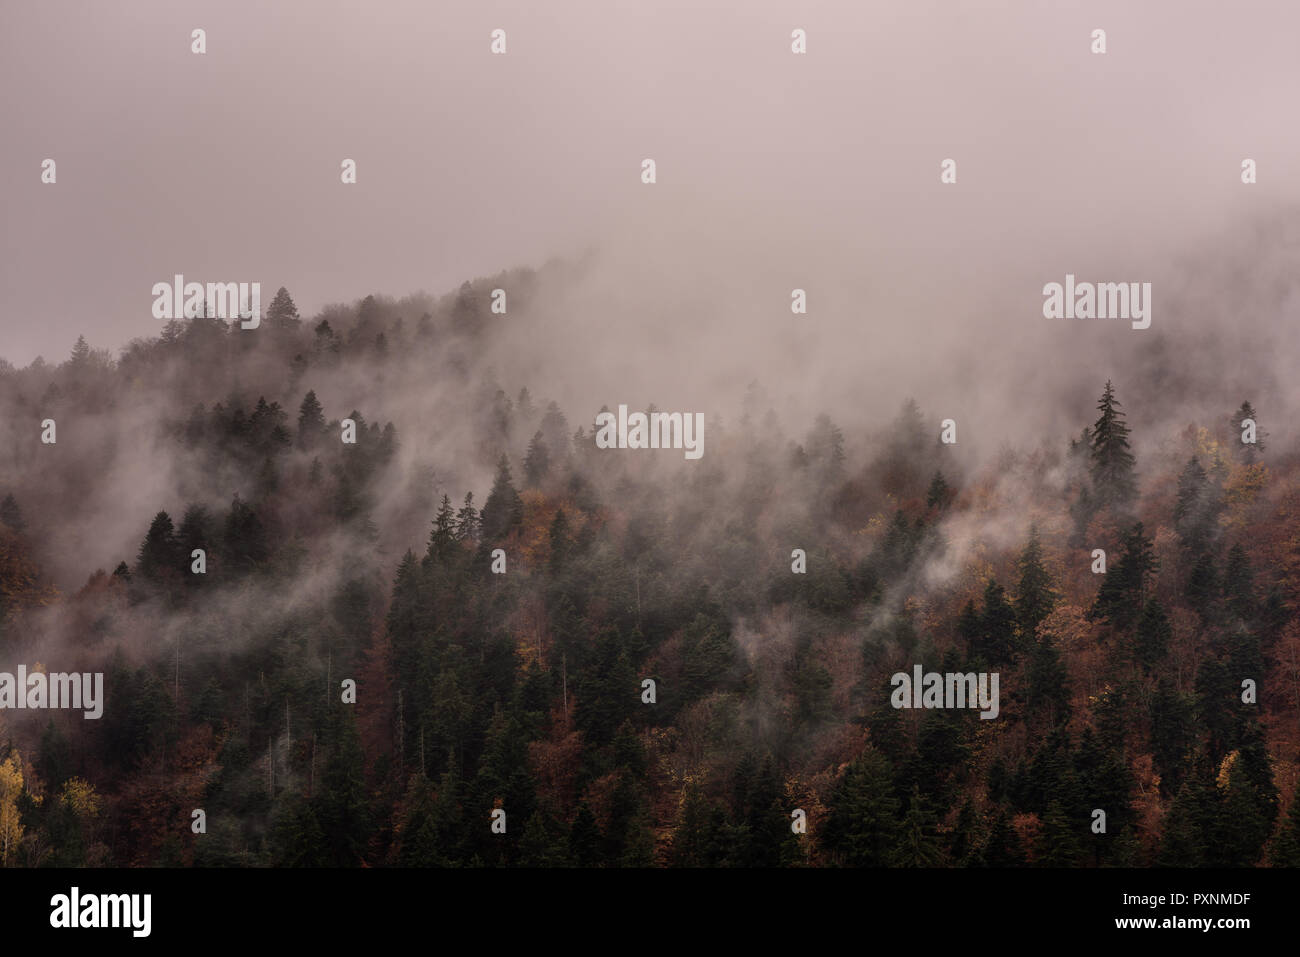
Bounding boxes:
[0,275,1298,868]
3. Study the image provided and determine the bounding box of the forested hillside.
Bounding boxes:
[1,272,1298,868]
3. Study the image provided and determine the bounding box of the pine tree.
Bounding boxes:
[957,599,981,657]
[1173,457,1215,547]
[1134,599,1171,672]
[982,806,1026,867]
[1158,774,1213,867]
[980,579,1019,664]
[1089,522,1158,631]
[569,803,602,867]
[1025,631,1070,724]
[539,401,571,461]
[1035,800,1085,866]
[824,746,901,866]
[266,287,301,330]
[925,471,951,510]
[1089,380,1137,509]
[136,511,183,583]
[1184,551,1219,622]
[223,495,268,570]
[425,495,457,566]
[897,786,944,866]
[523,431,550,487]
[315,711,372,867]
[480,454,524,541]
[1221,544,1255,623]
[68,335,92,366]
[1015,525,1057,641]
[548,508,571,571]
[454,492,480,542]
[296,390,326,449]
[1149,680,1195,797]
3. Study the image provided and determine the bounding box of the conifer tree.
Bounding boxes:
[265,287,301,330]
[824,746,901,867]
[523,430,550,487]
[454,492,480,542]
[1089,380,1137,508]
[925,471,951,510]
[1089,522,1158,630]
[1015,525,1057,641]
[136,511,183,583]
[425,495,457,566]
[296,390,326,449]
[480,455,524,541]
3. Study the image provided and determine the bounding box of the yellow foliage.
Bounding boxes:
[1216,750,1239,790]
[59,777,102,820]
[1194,427,1221,461]
[1223,463,1268,528]
[0,752,24,867]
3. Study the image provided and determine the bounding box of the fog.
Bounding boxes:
[3,0,1299,658]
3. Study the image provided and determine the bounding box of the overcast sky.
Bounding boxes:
[2,0,1297,377]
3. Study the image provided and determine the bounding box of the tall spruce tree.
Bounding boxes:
[480,454,524,541]
[1015,525,1058,641]
[1089,380,1137,509]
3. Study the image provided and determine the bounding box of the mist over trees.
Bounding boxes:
[0,264,1297,869]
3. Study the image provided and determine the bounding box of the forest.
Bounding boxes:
[0,273,1297,869]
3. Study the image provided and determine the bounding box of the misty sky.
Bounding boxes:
[3,0,1298,435]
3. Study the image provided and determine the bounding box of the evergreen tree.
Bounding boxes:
[1184,551,1219,622]
[569,803,602,867]
[315,711,372,867]
[454,492,480,542]
[1158,773,1213,867]
[982,806,1026,867]
[223,496,268,570]
[1015,525,1057,640]
[896,786,944,866]
[1221,544,1255,623]
[266,287,301,330]
[1173,457,1218,550]
[1025,631,1070,724]
[523,430,550,487]
[539,401,571,461]
[824,747,901,866]
[1035,800,1085,866]
[480,455,524,541]
[1089,380,1137,509]
[925,471,952,510]
[69,334,92,366]
[425,495,457,566]
[1149,679,1194,797]
[296,390,326,449]
[548,508,572,572]
[136,511,183,583]
[1133,599,1171,672]
[979,579,1019,663]
[1089,522,1158,631]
